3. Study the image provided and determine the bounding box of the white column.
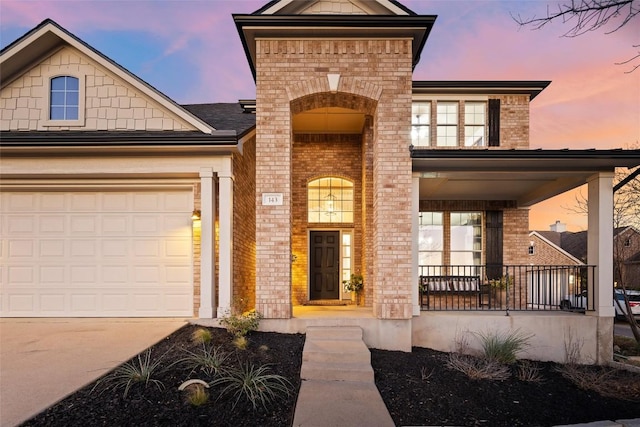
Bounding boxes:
[198,168,216,318]
[217,163,234,318]
[587,172,615,318]
[412,174,421,316]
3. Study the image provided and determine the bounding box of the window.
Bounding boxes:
[624,238,631,247]
[419,211,483,268]
[450,212,482,265]
[464,102,486,147]
[50,76,79,120]
[411,102,430,147]
[419,212,444,268]
[342,232,353,283]
[436,102,458,146]
[308,177,353,223]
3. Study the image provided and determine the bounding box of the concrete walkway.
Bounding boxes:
[0,318,185,427]
[292,326,395,427]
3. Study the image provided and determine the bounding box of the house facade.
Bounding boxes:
[2,0,640,364]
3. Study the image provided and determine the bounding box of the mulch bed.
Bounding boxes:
[21,325,640,427]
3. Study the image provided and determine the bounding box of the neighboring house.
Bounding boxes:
[534,223,640,290]
[2,0,640,364]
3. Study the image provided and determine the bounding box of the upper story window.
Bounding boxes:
[436,102,458,147]
[464,102,486,147]
[50,76,79,120]
[308,177,353,223]
[411,102,430,147]
[412,99,499,148]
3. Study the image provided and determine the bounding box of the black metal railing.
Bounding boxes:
[418,264,596,313]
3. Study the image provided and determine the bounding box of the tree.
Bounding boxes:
[512,0,640,72]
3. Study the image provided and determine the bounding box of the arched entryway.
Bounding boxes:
[290,91,376,306]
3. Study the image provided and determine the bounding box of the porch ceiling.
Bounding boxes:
[417,170,590,206]
[413,149,640,207]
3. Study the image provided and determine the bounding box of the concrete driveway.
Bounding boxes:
[0,318,186,427]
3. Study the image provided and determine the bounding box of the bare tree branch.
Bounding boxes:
[512,0,640,72]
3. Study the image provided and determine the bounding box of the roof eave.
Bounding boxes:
[412,81,552,100]
[233,14,436,81]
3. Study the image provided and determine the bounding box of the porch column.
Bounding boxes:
[587,172,614,365]
[217,162,234,318]
[587,172,615,318]
[198,168,216,318]
[412,174,421,316]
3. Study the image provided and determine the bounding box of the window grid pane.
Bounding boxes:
[419,212,444,267]
[412,102,431,147]
[50,76,79,121]
[437,102,458,147]
[308,178,354,224]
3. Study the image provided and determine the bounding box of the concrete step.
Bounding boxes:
[300,360,375,382]
[305,326,363,341]
[302,339,371,364]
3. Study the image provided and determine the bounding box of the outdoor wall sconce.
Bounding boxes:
[191,209,201,220]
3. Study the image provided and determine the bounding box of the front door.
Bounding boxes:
[309,231,340,300]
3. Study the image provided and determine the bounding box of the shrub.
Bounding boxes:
[516,360,544,382]
[191,328,213,345]
[179,344,229,377]
[92,348,166,398]
[184,383,209,407]
[211,361,292,410]
[233,336,249,350]
[219,309,262,339]
[446,352,511,380]
[476,329,533,364]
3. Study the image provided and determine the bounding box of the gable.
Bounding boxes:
[1,45,196,132]
[257,0,413,15]
[1,20,214,134]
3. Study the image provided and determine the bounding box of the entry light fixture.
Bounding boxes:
[191,209,201,220]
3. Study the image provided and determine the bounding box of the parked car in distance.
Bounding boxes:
[614,289,640,321]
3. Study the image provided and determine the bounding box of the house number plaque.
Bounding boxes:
[262,193,283,206]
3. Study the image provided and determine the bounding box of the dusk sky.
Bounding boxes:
[2,0,638,232]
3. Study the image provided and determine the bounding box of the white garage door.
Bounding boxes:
[0,190,194,317]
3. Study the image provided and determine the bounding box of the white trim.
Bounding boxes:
[42,73,86,127]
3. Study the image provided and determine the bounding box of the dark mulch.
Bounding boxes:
[21,325,305,427]
[22,325,640,427]
[372,347,640,427]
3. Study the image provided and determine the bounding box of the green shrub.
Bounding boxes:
[179,344,229,377]
[219,309,262,338]
[93,348,166,398]
[476,329,533,364]
[211,361,292,410]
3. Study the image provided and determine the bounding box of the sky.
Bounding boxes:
[1,0,638,232]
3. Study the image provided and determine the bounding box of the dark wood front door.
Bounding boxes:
[309,231,340,300]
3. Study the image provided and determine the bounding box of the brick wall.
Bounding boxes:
[291,134,363,305]
[233,135,257,310]
[255,38,414,319]
[1,46,195,131]
[529,234,580,266]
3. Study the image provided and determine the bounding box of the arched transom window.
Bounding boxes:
[308,177,353,223]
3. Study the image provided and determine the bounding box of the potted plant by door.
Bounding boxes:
[343,273,363,305]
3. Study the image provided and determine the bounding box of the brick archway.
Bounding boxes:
[288,76,380,115]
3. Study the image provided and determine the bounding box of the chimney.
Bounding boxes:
[550,220,566,232]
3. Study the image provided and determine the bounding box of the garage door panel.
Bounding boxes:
[0,190,194,317]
